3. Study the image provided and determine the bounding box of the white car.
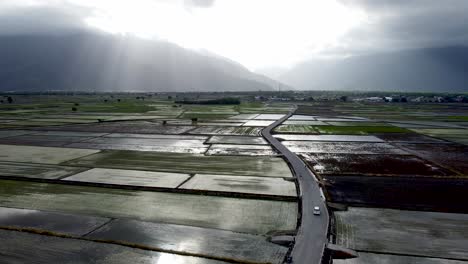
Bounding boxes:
[313,206,321,215]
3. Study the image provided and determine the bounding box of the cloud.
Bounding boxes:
[184,0,216,8]
[0,0,467,68]
[0,1,93,35]
[330,0,468,56]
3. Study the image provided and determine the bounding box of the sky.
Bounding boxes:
[1,0,468,70]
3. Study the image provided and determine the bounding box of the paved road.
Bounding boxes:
[262,110,329,264]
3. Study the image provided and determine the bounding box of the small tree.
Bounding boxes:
[7,96,13,104]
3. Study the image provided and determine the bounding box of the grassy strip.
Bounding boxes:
[315,125,410,135]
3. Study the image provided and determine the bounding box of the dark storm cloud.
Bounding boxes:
[0,3,93,35]
[331,0,468,56]
[0,0,466,61]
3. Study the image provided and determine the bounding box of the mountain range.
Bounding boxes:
[270,46,468,92]
[1,31,467,93]
[0,32,278,92]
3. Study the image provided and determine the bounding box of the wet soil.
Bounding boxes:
[324,175,468,213]
[302,153,456,176]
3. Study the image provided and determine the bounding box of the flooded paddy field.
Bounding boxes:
[0,230,230,264]
[314,125,409,135]
[302,153,454,176]
[274,123,408,135]
[228,113,259,119]
[86,218,288,264]
[274,134,384,142]
[61,169,297,200]
[1,96,467,263]
[66,137,208,153]
[31,120,196,134]
[0,205,288,263]
[0,144,99,164]
[206,144,276,156]
[188,126,263,136]
[254,114,286,120]
[335,253,468,264]
[179,174,297,198]
[335,207,468,262]
[285,102,468,263]
[0,207,110,236]
[105,133,208,140]
[63,168,191,188]
[63,150,292,177]
[288,114,318,120]
[322,121,384,126]
[373,132,447,143]
[0,179,297,235]
[0,129,36,138]
[396,143,468,174]
[243,120,276,127]
[0,161,85,180]
[196,122,245,126]
[283,141,408,154]
[283,120,327,125]
[410,128,468,145]
[0,134,102,147]
[206,135,268,144]
[275,124,319,133]
[390,120,466,128]
[0,96,298,263]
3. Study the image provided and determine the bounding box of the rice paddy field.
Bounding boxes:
[0,94,467,263]
[276,102,468,264]
[0,94,296,264]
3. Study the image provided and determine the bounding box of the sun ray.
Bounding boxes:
[80,0,366,69]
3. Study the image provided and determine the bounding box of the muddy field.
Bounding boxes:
[324,175,468,212]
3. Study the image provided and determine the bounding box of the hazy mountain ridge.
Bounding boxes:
[199,51,293,90]
[276,46,468,92]
[0,32,275,92]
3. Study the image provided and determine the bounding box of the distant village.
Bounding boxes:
[253,91,468,103]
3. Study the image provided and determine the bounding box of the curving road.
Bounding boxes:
[261,109,329,264]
